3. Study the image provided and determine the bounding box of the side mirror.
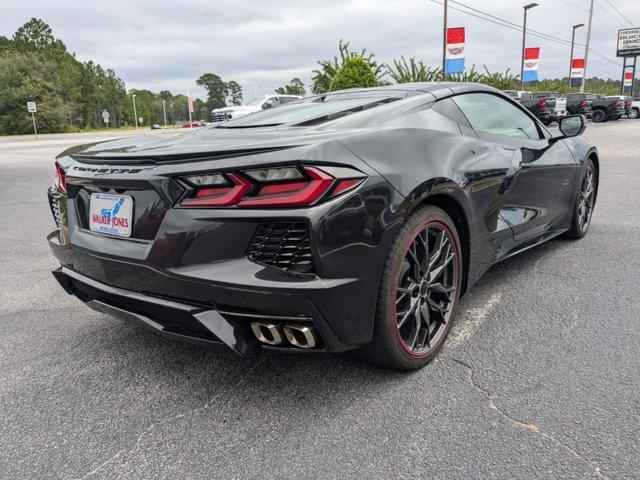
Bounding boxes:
[558,115,586,138]
[262,100,273,109]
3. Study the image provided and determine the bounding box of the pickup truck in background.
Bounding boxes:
[511,91,556,125]
[605,96,632,119]
[590,95,626,123]
[565,93,594,118]
[533,92,568,119]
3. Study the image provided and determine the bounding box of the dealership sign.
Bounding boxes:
[445,27,465,74]
[570,58,584,87]
[617,28,640,57]
[523,47,540,83]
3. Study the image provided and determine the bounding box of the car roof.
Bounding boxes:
[322,82,500,100]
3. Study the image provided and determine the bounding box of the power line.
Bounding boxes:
[604,0,635,26]
[594,0,626,27]
[429,0,621,67]
[594,12,619,34]
[556,0,590,13]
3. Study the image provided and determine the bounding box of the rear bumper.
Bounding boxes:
[48,205,394,354]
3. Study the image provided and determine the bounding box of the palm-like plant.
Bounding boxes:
[311,40,386,94]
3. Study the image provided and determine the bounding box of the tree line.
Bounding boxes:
[0,20,636,135]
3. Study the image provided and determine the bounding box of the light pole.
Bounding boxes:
[162,100,167,127]
[568,23,584,89]
[580,0,595,93]
[520,3,538,90]
[131,94,138,131]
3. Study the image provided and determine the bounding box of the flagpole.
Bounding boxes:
[442,0,448,81]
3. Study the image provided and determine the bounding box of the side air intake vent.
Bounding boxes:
[247,221,315,275]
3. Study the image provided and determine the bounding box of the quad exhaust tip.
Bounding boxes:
[283,324,317,349]
[250,322,283,346]
[250,321,317,349]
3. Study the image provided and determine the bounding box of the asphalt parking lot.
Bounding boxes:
[1,121,638,479]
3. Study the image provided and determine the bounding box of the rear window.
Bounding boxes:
[217,94,401,128]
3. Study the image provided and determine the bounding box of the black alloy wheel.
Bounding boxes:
[565,159,597,239]
[577,163,595,233]
[395,223,458,355]
[363,206,462,370]
[629,108,639,119]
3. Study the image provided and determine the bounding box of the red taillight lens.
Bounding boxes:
[579,99,587,109]
[54,161,66,193]
[179,173,252,207]
[538,99,547,110]
[178,165,365,208]
[615,100,622,108]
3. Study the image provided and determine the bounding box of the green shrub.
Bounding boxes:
[328,56,379,91]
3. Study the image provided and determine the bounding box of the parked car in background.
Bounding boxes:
[212,94,302,122]
[151,124,162,130]
[182,121,205,128]
[518,91,556,125]
[629,98,640,119]
[590,95,625,123]
[565,93,594,119]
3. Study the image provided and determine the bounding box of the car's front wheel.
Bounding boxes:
[564,159,597,239]
[629,107,639,119]
[362,206,462,370]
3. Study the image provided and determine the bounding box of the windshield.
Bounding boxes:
[218,95,399,128]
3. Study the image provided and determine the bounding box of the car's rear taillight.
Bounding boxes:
[54,161,66,193]
[615,100,622,108]
[579,99,588,109]
[179,173,252,207]
[538,99,547,110]
[177,165,366,208]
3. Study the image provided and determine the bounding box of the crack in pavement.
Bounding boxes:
[445,356,609,480]
[79,358,267,479]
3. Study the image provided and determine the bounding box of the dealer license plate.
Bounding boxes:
[89,193,133,237]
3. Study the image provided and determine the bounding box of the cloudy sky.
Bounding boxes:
[1,0,638,100]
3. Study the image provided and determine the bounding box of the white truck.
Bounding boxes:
[211,94,301,123]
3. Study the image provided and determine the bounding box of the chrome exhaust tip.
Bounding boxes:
[283,324,317,349]
[250,322,283,345]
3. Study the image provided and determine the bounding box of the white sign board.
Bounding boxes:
[27,102,37,113]
[617,28,640,57]
[102,110,110,124]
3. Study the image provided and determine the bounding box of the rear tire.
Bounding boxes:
[361,206,462,370]
[629,107,639,119]
[564,159,597,239]
[592,109,606,123]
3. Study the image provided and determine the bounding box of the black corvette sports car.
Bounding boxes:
[48,83,598,369]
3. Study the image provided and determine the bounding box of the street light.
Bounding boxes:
[162,100,167,127]
[520,2,538,90]
[568,23,585,89]
[132,94,138,132]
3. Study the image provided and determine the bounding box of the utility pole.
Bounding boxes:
[132,94,138,131]
[569,23,584,89]
[520,3,538,90]
[442,0,448,81]
[162,100,167,127]
[580,0,595,93]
